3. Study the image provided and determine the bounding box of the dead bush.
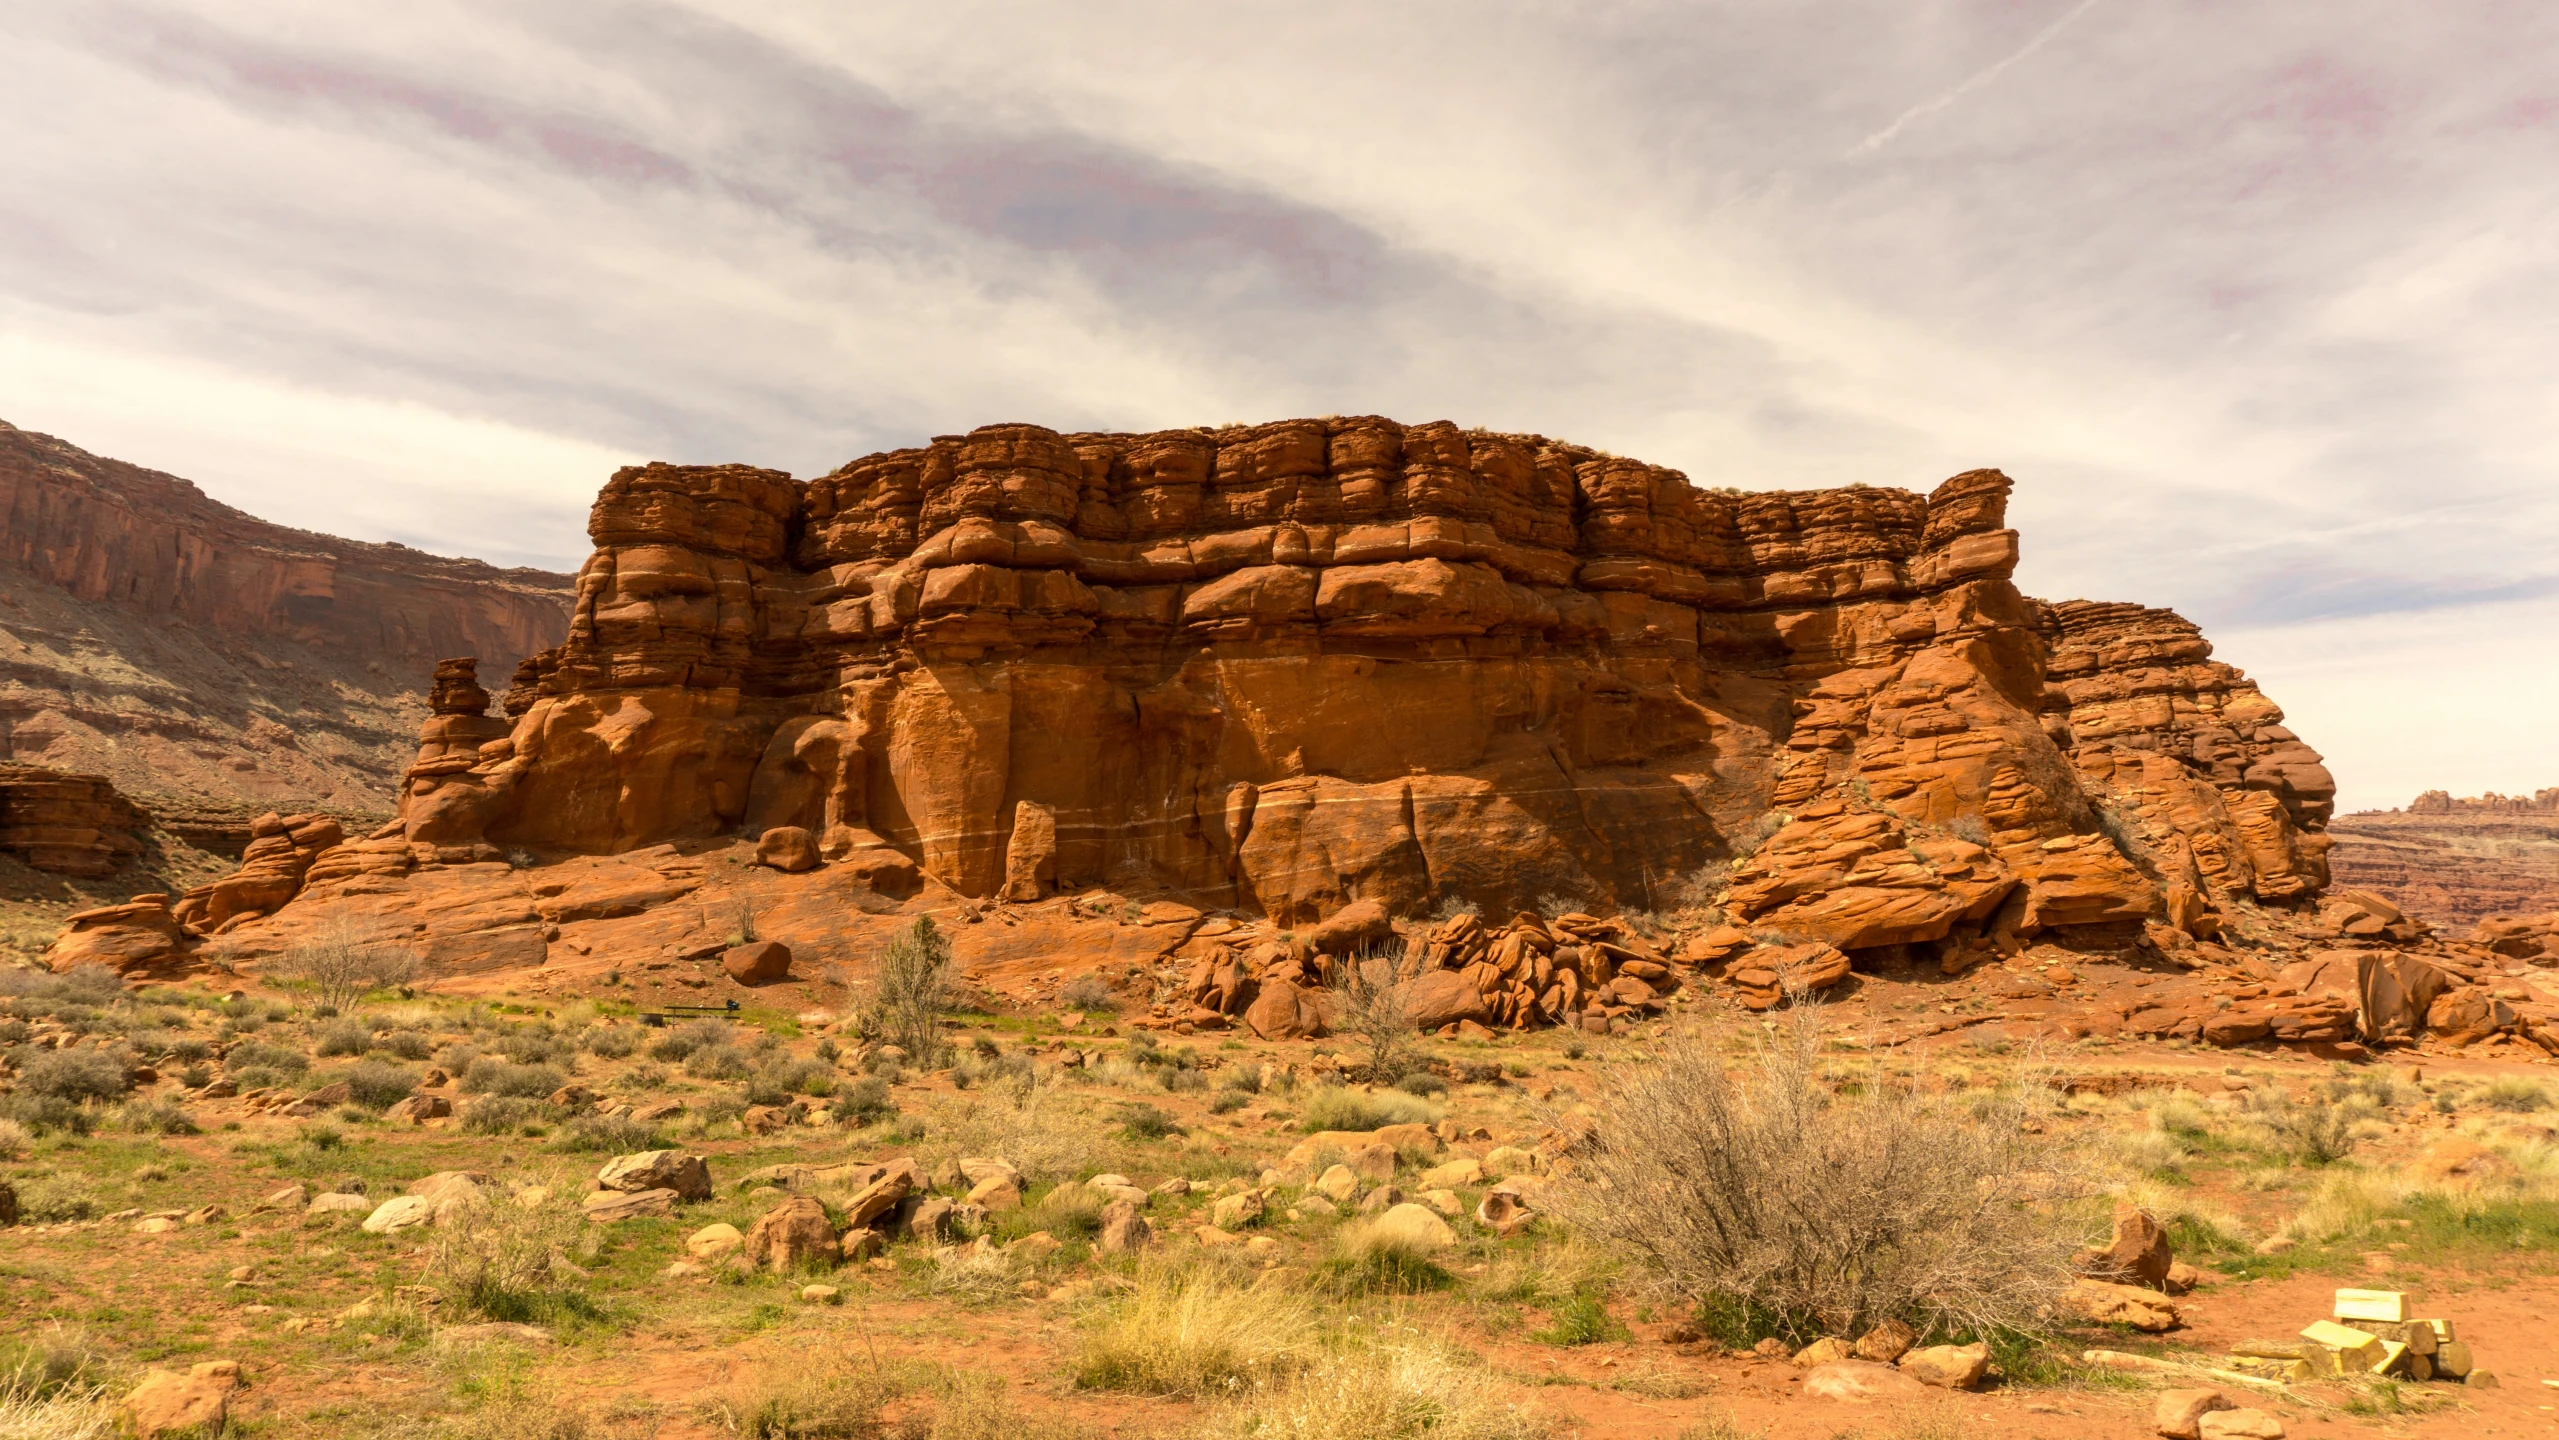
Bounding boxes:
[422,1190,591,1324]
[1331,946,1424,1081]
[275,922,420,1012]
[1547,1005,2085,1341]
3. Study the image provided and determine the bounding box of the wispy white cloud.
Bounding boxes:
[0,0,2552,808]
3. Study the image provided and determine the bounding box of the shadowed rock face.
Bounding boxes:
[315,417,2331,952]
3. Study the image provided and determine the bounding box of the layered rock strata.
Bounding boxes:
[2328,788,2559,930]
[0,419,574,810]
[0,764,145,875]
[262,419,2338,958]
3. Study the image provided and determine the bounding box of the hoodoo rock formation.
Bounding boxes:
[97,417,2549,1057]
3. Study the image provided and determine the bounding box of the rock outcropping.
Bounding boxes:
[300,418,2333,964]
[0,765,145,875]
[0,419,575,812]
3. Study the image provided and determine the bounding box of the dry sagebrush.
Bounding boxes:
[1548,1008,2088,1341]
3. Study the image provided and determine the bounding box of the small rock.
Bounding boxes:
[1419,1188,1463,1216]
[1420,1157,1485,1188]
[387,1094,451,1123]
[744,1197,839,1271]
[1852,1319,1916,1363]
[1007,1230,1063,1260]
[1793,1337,1853,1368]
[258,1183,309,1212]
[1098,1197,1153,1254]
[1211,1190,1266,1230]
[799,1283,841,1304]
[596,1150,712,1201]
[2155,1387,2235,1440]
[580,1188,678,1223]
[686,1223,744,1260]
[2196,1409,2284,1439]
[2062,1278,2181,1332]
[361,1196,436,1234]
[1802,1359,1927,1402]
[966,1172,1026,1211]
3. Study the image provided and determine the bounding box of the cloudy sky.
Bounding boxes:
[3,1,2553,811]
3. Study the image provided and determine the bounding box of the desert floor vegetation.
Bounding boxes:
[7,952,2559,1439]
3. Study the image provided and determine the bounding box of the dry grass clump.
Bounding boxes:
[1549,1006,2087,1340]
[1196,1343,1550,1440]
[704,1359,903,1439]
[1297,1085,1439,1134]
[1071,1264,1318,1398]
[920,1080,1112,1184]
[1316,1219,1457,1296]
[422,1189,590,1324]
[0,1385,114,1440]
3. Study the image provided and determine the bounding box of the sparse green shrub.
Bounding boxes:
[1531,1290,1629,1346]
[579,1026,638,1059]
[1298,1086,1439,1133]
[1116,1102,1184,1141]
[1209,1090,1250,1115]
[345,1060,418,1109]
[836,1077,894,1126]
[315,1019,371,1057]
[552,1113,668,1154]
[686,1045,752,1081]
[374,1028,433,1061]
[1395,1071,1448,1098]
[117,1098,199,1135]
[14,1049,130,1103]
[648,1021,728,1063]
[461,1095,542,1135]
[462,1059,566,1098]
[1057,974,1118,1014]
[224,1042,309,1080]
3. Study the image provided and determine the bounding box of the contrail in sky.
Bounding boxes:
[1850,0,2105,155]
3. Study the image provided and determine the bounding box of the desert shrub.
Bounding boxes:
[345,1060,418,1109]
[314,1019,372,1057]
[1530,1290,1628,1346]
[744,1057,835,1105]
[552,1113,668,1154]
[224,1042,309,1080]
[1114,1101,1184,1141]
[13,1048,130,1104]
[1209,1090,1250,1115]
[1298,1085,1439,1133]
[12,1173,105,1222]
[951,1052,1036,1094]
[500,1030,570,1066]
[1013,1180,1107,1242]
[0,1092,87,1136]
[461,1095,542,1135]
[0,1117,29,1158]
[579,1025,638,1060]
[1946,814,1994,846]
[1056,974,1118,1014]
[462,1059,566,1098]
[649,1021,730,1063]
[687,1045,753,1081]
[273,922,420,1011]
[372,1028,433,1061]
[162,1037,212,1065]
[423,1191,591,1324]
[862,917,956,1062]
[1547,1007,2085,1341]
[704,1356,899,1438]
[116,1098,199,1135]
[836,1076,895,1126]
[1332,948,1424,1081]
[1394,1070,1448,1098]
[2474,1076,2551,1113]
[2240,1086,2368,1165]
[1196,1343,1550,1440]
[1073,1266,1317,1397]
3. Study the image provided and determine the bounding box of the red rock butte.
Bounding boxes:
[292,415,2333,960]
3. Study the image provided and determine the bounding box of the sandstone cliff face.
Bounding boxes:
[0,765,144,876]
[2329,788,2559,930]
[323,417,2336,962]
[0,420,575,812]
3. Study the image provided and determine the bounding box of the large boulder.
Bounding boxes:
[744,1196,840,1270]
[1304,900,1394,957]
[1399,970,1491,1032]
[1801,1360,1926,1403]
[119,1361,242,1438]
[756,826,821,873]
[2077,1200,2173,1289]
[597,1151,712,1201]
[1365,1202,1456,1252]
[723,941,793,986]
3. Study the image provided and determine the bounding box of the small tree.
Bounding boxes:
[274,923,419,1012]
[1331,945,1423,1082]
[865,916,954,1063]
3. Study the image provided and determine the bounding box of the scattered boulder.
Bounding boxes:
[1851,1319,1916,1363]
[1303,900,1393,956]
[1792,1337,1853,1368]
[1098,1197,1153,1254]
[1802,1360,1927,1403]
[2197,1410,2284,1440]
[2156,1388,2235,1439]
[723,940,793,986]
[581,1188,678,1223]
[686,1223,744,1260]
[307,1191,372,1216]
[1899,1341,1989,1390]
[2078,1200,2174,1289]
[597,1151,712,1201]
[756,826,821,872]
[2063,1278,2181,1331]
[387,1094,451,1123]
[1474,1186,1532,1238]
[745,1196,840,1271]
[1211,1191,1266,1230]
[119,1360,242,1438]
[409,1171,492,1203]
[1312,1165,1362,1203]
[844,1161,923,1226]
[361,1196,436,1234]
